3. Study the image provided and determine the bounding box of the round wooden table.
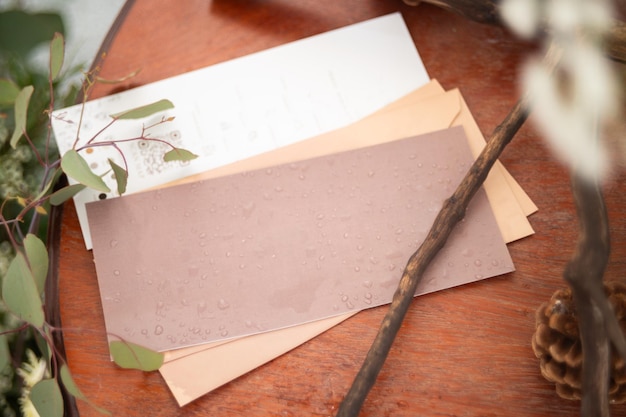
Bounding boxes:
[55,1,626,416]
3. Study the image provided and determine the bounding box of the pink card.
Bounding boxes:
[87,126,514,352]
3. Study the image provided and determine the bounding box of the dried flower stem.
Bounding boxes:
[336,97,529,417]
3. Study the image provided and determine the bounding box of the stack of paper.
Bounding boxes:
[52,13,536,406]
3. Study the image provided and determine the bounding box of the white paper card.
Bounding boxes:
[51,13,429,248]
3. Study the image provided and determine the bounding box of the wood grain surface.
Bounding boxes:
[57,1,626,416]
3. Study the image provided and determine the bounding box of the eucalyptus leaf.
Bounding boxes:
[108,159,128,195]
[61,150,110,193]
[34,329,52,367]
[31,378,63,417]
[49,183,87,206]
[59,364,85,400]
[60,364,111,415]
[163,148,198,162]
[110,99,174,119]
[24,234,48,295]
[0,11,64,58]
[0,119,8,145]
[9,85,34,148]
[0,78,20,106]
[34,168,63,203]
[0,334,9,372]
[2,252,44,327]
[109,340,164,371]
[49,32,64,81]
[94,68,141,84]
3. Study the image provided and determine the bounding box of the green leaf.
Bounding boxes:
[0,119,8,145]
[0,78,20,106]
[0,334,9,372]
[108,159,128,195]
[0,11,64,58]
[49,32,64,81]
[9,85,34,148]
[109,340,164,371]
[110,99,174,119]
[61,150,110,193]
[163,148,198,162]
[34,168,63,203]
[24,234,48,295]
[2,252,44,327]
[34,329,52,367]
[60,364,111,415]
[31,378,63,417]
[59,364,85,400]
[49,183,87,206]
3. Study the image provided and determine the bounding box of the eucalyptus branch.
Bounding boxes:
[141,116,174,132]
[93,68,141,84]
[71,69,99,149]
[46,55,56,166]
[21,129,45,167]
[0,218,23,227]
[0,31,182,417]
[0,323,30,337]
[72,66,145,149]
[38,164,61,195]
[336,97,530,417]
[82,115,174,150]
[80,134,178,152]
[111,142,129,174]
[83,117,118,146]
[0,200,23,250]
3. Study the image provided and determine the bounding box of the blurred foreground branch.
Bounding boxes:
[403,0,626,63]
[565,175,626,417]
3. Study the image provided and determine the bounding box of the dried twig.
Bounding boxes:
[564,174,626,417]
[404,0,626,63]
[335,98,529,417]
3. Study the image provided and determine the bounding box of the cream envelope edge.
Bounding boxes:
[449,89,536,242]
[451,90,537,218]
[158,80,536,404]
[161,80,534,245]
[160,313,356,406]
[159,84,457,185]
[416,81,537,219]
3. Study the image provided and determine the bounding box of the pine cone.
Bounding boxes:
[531,281,626,403]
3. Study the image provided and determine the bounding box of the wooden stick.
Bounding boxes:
[335,97,529,417]
[564,174,626,417]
